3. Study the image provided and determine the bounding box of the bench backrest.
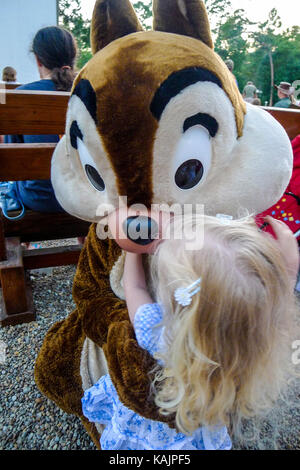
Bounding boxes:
[0,83,22,90]
[0,90,300,184]
[0,89,69,181]
[262,106,300,142]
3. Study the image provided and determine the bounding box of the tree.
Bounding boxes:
[58,1,153,67]
[213,8,253,88]
[204,0,232,27]
[250,9,282,106]
[132,0,152,29]
[245,10,300,105]
[57,0,300,105]
[58,0,92,69]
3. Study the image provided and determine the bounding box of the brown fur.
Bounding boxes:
[153,0,214,49]
[91,0,144,54]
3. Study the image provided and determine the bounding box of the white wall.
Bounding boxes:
[0,0,58,85]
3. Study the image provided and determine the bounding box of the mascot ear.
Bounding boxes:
[91,0,144,54]
[153,0,214,49]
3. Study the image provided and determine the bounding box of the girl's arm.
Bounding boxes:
[123,252,153,324]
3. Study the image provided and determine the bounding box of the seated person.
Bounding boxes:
[242,81,257,104]
[6,26,78,213]
[274,82,296,109]
[1,66,19,84]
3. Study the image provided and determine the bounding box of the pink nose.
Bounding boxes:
[108,208,170,253]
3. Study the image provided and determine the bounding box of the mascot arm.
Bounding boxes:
[73,224,129,346]
[104,320,176,426]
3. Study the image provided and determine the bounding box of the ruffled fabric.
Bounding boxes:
[82,303,232,450]
[82,374,231,450]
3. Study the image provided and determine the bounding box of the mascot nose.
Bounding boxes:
[123,216,159,246]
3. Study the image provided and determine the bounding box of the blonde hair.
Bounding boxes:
[150,215,299,437]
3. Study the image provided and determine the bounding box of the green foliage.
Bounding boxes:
[213,8,254,89]
[204,0,232,22]
[241,9,300,104]
[206,1,300,105]
[58,0,92,69]
[132,0,152,30]
[58,0,153,67]
[58,0,300,105]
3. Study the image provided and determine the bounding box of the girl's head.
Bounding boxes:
[2,66,17,82]
[32,26,77,91]
[151,215,298,436]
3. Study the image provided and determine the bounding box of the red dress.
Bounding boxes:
[257,135,300,239]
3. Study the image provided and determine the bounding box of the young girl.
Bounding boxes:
[82,214,299,450]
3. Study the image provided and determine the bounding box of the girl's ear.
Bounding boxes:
[91,0,144,54]
[153,0,214,49]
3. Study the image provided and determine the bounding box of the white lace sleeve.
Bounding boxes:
[134,303,164,357]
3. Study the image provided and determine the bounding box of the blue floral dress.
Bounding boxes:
[81,303,232,450]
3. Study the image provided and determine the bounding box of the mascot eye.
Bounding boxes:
[85,164,105,192]
[175,160,204,189]
[76,135,105,192]
[173,126,211,191]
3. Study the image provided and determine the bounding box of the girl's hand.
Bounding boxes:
[264,216,300,285]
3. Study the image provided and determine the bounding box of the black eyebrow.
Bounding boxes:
[70,120,83,149]
[72,79,98,124]
[183,113,218,137]
[150,67,223,121]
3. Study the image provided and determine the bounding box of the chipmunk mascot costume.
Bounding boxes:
[35,0,293,449]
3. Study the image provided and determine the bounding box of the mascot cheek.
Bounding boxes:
[227,104,293,214]
[51,136,108,222]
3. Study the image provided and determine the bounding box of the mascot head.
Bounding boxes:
[52,0,292,247]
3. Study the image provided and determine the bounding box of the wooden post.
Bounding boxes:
[0,217,6,261]
[0,237,35,326]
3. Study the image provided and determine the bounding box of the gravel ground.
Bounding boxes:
[0,241,299,450]
[0,261,97,450]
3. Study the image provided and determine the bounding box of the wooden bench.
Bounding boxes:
[0,83,22,90]
[0,89,91,326]
[262,106,300,141]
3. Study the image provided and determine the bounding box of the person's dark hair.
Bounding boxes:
[32,26,78,91]
[2,66,17,82]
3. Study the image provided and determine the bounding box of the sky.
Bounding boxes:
[81,0,299,30]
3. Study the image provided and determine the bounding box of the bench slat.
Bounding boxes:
[1,210,91,243]
[23,245,82,270]
[0,83,22,90]
[0,143,55,180]
[263,107,300,141]
[0,89,69,134]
